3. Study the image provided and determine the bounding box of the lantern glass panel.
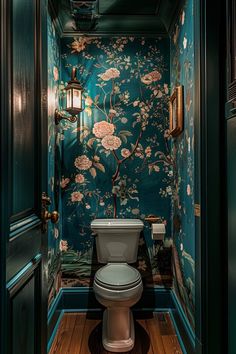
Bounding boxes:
[66,89,72,109]
[73,88,82,109]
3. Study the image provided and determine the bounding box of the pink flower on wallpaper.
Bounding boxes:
[75,174,85,183]
[98,68,120,81]
[60,240,68,252]
[74,155,92,170]
[60,177,70,188]
[145,146,152,157]
[93,121,115,138]
[121,148,131,158]
[133,100,139,107]
[187,184,191,196]
[71,191,84,202]
[141,70,162,85]
[101,135,121,150]
[53,66,59,81]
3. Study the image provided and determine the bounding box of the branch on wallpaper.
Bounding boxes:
[60,37,174,219]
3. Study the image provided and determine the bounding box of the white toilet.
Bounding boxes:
[91,218,144,353]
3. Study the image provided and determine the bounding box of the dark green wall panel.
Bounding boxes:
[12,0,36,216]
[227,116,236,354]
[12,276,35,354]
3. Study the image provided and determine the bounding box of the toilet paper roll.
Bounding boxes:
[151,223,166,240]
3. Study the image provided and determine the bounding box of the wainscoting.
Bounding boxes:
[47,288,195,354]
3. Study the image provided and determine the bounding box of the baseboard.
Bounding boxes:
[170,291,196,354]
[47,287,196,353]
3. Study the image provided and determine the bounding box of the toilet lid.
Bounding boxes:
[95,264,141,290]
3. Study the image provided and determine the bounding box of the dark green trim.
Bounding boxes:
[200,0,226,353]
[38,1,49,353]
[0,0,11,353]
[171,291,195,353]
[194,0,202,351]
[6,254,42,290]
[9,215,41,239]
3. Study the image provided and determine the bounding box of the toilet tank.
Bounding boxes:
[91,219,144,263]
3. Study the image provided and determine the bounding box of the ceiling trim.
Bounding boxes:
[49,0,184,38]
[60,31,169,38]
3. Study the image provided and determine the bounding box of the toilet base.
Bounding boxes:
[102,308,135,352]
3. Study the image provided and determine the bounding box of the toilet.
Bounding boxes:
[91,218,144,353]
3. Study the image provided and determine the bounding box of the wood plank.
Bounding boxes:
[49,320,74,354]
[146,315,166,354]
[50,311,183,354]
[62,313,78,330]
[155,313,175,336]
[162,335,183,354]
[68,314,86,354]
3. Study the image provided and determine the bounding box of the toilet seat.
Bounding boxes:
[95,263,141,290]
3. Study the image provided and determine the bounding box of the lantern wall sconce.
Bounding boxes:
[55,67,84,125]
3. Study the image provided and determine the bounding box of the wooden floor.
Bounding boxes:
[49,312,183,354]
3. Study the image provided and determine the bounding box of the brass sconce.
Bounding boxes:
[55,67,84,125]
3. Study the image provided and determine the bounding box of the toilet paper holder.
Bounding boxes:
[144,214,162,224]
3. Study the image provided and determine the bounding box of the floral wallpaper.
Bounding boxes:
[170,0,195,329]
[47,14,63,308]
[59,37,174,288]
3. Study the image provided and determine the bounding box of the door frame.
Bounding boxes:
[0,0,48,353]
[198,0,227,353]
[0,0,10,353]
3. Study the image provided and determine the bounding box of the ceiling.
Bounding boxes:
[50,0,183,37]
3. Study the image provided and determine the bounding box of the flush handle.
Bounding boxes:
[144,214,162,224]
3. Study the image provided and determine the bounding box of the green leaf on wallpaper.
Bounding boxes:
[87,138,96,148]
[93,162,105,173]
[119,130,133,136]
[119,135,127,143]
[118,130,132,143]
[89,167,97,178]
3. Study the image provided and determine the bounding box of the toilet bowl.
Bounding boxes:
[91,219,144,352]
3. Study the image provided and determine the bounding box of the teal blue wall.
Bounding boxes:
[47,14,63,308]
[47,3,197,329]
[59,37,174,288]
[170,0,195,329]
